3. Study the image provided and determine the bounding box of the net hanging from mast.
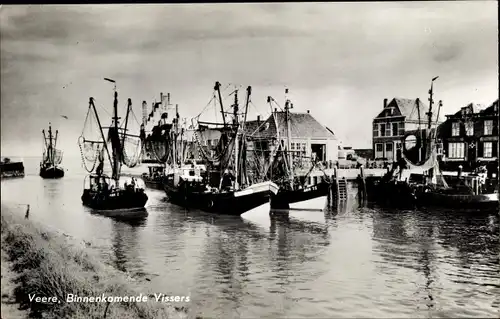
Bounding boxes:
[118,100,144,168]
[78,101,106,173]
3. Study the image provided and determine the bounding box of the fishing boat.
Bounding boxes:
[248,90,331,210]
[141,164,166,190]
[78,78,148,211]
[0,157,25,179]
[163,82,279,215]
[39,123,64,179]
[379,77,499,212]
[139,93,173,189]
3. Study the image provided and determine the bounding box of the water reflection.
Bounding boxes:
[2,171,499,318]
[109,214,147,273]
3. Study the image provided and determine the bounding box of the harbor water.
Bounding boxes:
[1,157,499,318]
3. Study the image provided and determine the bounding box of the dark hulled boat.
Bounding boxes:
[271,182,330,210]
[81,174,148,210]
[39,124,64,179]
[163,82,279,215]
[142,164,166,190]
[258,91,331,210]
[79,79,148,211]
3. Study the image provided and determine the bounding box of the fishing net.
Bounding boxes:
[121,135,142,168]
[53,149,63,165]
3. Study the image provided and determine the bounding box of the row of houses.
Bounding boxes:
[372,97,499,171]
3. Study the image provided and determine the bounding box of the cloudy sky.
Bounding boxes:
[1,2,498,158]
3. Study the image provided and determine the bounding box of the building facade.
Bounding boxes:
[372,97,438,161]
[437,100,499,173]
[249,110,339,165]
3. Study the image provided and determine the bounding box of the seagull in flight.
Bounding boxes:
[60,115,69,120]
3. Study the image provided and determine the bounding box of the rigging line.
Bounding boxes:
[93,99,113,118]
[195,93,217,119]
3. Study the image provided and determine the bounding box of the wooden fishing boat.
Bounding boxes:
[141,164,166,190]
[416,187,498,211]
[256,90,331,210]
[78,78,148,211]
[39,124,64,179]
[163,82,279,215]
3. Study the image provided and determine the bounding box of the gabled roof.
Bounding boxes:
[445,99,498,118]
[375,98,437,123]
[250,112,336,140]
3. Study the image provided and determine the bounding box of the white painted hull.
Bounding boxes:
[289,195,328,211]
[242,201,271,216]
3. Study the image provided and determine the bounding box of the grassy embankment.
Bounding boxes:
[1,205,187,319]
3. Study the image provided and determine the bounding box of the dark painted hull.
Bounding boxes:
[164,182,277,215]
[144,179,164,190]
[368,179,418,209]
[271,182,330,210]
[81,189,148,210]
[417,191,499,212]
[40,167,64,179]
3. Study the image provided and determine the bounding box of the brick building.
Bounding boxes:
[372,97,438,160]
[437,100,499,174]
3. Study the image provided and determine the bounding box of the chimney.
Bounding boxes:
[167,93,171,106]
[257,115,261,123]
[160,92,163,103]
[142,101,148,125]
[307,110,310,114]
[384,98,388,109]
[274,108,277,113]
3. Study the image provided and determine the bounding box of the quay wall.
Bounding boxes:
[0,204,188,319]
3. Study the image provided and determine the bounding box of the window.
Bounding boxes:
[392,122,399,136]
[398,122,405,136]
[379,123,386,137]
[451,122,460,136]
[465,121,474,136]
[385,143,394,160]
[385,124,391,137]
[291,142,296,150]
[448,142,465,159]
[375,143,383,158]
[301,143,306,157]
[395,142,402,150]
[483,142,493,158]
[373,123,379,137]
[484,120,493,135]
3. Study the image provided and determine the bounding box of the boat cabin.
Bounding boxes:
[85,174,144,194]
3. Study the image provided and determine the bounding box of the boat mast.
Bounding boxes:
[89,98,114,178]
[173,104,178,169]
[42,129,48,163]
[233,89,240,190]
[285,88,294,189]
[416,98,422,163]
[48,123,53,166]
[214,81,226,127]
[427,76,439,137]
[54,129,59,164]
[241,86,252,186]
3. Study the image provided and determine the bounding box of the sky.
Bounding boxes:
[1,2,498,158]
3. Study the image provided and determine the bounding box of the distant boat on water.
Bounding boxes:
[39,123,64,179]
[0,157,25,179]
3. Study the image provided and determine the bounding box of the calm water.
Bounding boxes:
[1,157,499,318]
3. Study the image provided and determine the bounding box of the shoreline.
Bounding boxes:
[0,204,188,319]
